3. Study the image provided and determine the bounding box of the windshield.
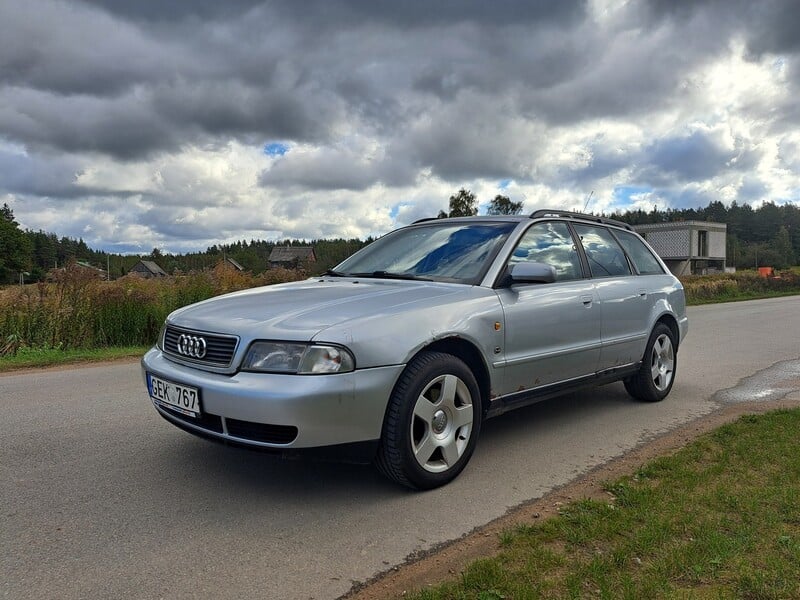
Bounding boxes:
[334,221,516,284]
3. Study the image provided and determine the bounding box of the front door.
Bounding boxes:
[494,221,601,395]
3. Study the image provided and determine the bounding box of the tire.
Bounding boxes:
[375,351,482,490]
[624,323,677,402]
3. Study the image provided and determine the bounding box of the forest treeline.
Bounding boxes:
[1,199,799,285]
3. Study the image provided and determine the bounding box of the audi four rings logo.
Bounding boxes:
[176,334,207,359]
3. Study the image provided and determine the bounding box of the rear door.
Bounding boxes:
[572,224,650,370]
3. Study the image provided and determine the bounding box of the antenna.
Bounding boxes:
[582,190,594,212]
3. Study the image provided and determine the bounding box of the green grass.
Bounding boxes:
[687,288,800,305]
[0,345,149,371]
[409,409,800,600]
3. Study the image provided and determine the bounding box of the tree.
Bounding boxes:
[486,194,523,215]
[0,203,33,283]
[446,188,478,217]
[771,225,795,269]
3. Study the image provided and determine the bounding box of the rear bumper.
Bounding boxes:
[141,348,404,450]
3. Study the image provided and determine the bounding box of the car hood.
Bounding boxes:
[167,277,466,341]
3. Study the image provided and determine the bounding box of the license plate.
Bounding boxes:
[148,373,201,417]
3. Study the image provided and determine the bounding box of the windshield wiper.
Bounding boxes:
[323,269,347,277]
[348,271,432,281]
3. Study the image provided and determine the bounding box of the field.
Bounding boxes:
[1,267,799,359]
[0,263,304,355]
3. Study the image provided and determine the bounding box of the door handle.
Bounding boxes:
[638,289,647,298]
[581,295,593,306]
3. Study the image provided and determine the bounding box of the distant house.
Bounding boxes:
[268,246,316,269]
[75,260,108,279]
[634,221,727,276]
[218,257,244,271]
[129,260,168,278]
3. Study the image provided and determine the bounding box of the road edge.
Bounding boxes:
[342,396,800,600]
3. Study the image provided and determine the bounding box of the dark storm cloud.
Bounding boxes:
[0,1,198,96]
[644,0,800,57]
[261,151,381,191]
[744,0,800,56]
[80,0,267,22]
[227,0,587,30]
[0,88,180,159]
[0,149,86,198]
[571,143,634,186]
[0,0,591,161]
[646,132,739,183]
[630,130,764,196]
[150,81,334,143]
[381,92,552,183]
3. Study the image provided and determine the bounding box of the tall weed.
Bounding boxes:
[0,263,304,353]
[681,270,800,303]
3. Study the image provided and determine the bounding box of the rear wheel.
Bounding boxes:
[624,323,676,402]
[375,351,481,489]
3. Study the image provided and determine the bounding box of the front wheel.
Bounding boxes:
[624,323,677,402]
[375,351,482,490]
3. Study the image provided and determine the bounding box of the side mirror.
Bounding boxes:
[508,262,556,284]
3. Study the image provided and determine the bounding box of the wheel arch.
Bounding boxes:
[405,337,492,416]
[654,313,680,351]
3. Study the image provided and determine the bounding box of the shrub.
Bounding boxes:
[680,270,800,304]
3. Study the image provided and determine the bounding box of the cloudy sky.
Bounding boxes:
[1,0,799,253]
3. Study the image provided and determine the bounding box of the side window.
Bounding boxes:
[614,230,665,275]
[508,222,583,281]
[573,224,632,278]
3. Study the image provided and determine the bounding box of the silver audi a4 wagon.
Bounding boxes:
[142,210,688,489]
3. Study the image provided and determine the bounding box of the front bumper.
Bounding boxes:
[141,347,404,450]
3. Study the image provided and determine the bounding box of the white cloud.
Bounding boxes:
[1,0,799,252]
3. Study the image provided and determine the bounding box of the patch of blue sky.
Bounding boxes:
[613,185,653,206]
[263,142,289,157]
[498,178,512,190]
[774,193,800,206]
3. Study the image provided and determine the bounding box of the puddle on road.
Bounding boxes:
[713,358,800,404]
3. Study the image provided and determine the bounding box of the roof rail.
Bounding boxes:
[411,217,440,224]
[529,209,632,231]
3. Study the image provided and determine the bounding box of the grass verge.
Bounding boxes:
[0,345,149,372]
[409,409,800,600]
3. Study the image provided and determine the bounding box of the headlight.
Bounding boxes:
[298,345,355,374]
[242,342,355,374]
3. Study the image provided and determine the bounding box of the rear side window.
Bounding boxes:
[614,230,665,275]
[573,224,632,278]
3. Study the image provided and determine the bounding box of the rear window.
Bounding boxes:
[614,230,665,275]
[573,224,632,278]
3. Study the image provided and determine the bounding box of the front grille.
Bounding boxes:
[163,325,238,367]
[160,404,224,433]
[226,418,298,445]
[157,404,298,445]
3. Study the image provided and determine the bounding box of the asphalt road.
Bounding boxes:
[2,296,799,600]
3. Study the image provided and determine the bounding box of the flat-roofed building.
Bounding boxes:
[634,221,726,276]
